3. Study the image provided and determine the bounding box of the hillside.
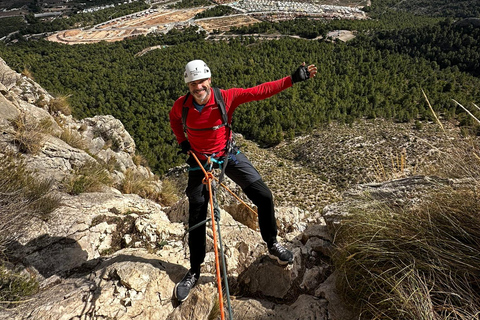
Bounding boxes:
[0,55,351,320]
[2,44,480,318]
[2,25,480,175]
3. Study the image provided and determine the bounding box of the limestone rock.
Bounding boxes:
[237,257,296,299]
[315,272,354,320]
[0,57,22,91]
[231,295,329,319]
[0,92,19,125]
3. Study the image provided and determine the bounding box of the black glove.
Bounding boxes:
[177,140,191,155]
[291,65,310,84]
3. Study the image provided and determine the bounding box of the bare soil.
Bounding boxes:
[197,15,261,32]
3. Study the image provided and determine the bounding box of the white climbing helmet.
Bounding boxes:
[184,60,211,83]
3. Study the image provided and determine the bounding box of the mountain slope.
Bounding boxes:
[0,56,350,319]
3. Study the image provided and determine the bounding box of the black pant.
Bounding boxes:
[185,152,278,275]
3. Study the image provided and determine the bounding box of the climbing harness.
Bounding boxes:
[187,151,258,218]
[187,151,234,320]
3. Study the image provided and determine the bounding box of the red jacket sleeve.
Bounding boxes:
[224,76,293,114]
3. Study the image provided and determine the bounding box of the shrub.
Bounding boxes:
[49,95,71,116]
[119,168,161,201]
[63,160,113,195]
[0,265,38,305]
[333,188,480,320]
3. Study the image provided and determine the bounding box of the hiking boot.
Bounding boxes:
[174,270,198,302]
[268,242,294,265]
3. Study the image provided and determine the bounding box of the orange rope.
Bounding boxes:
[189,152,225,320]
[214,177,258,217]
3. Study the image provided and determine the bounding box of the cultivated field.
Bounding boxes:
[48,8,206,44]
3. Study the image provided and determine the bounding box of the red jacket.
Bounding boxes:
[169,76,293,159]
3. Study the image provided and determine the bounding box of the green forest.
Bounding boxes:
[0,0,479,174]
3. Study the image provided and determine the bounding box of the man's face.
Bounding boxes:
[188,78,211,105]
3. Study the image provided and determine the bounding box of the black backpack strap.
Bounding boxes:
[212,87,229,128]
[181,93,190,133]
[212,88,235,183]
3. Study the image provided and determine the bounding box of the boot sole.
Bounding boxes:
[268,253,293,266]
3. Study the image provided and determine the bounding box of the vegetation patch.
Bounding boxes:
[0,16,26,38]
[60,127,87,150]
[195,5,238,19]
[158,178,180,206]
[333,187,480,320]
[0,156,60,305]
[0,155,61,233]
[168,0,210,9]
[49,95,72,116]
[118,168,160,201]
[0,265,38,306]
[10,115,53,154]
[63,160,113,195]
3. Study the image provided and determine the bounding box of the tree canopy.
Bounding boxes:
[1,4,479,174]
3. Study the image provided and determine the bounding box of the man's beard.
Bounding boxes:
[193,87,209,103]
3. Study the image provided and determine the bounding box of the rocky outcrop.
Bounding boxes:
[0,57,352,319]
[1,193,348,320]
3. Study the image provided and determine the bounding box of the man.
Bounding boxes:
[170,59,317,302]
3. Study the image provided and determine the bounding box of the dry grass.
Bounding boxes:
[0,153,61,307]
[333,187,480,320]
[119,169,180,205]
[0,265,38,306]
[0,155,61,305]
[333,97,480,320]
[207,295,221,320]
[420,97,480,181]
[63,160,113,195]
[21,67,34,80]
[49,95,72,116]
[0,155,61,229]
[118,168,161,201]
[372,148,410,181]
[132,153,149,167]
[60,127,87,150]
[10,115,53,154]
[159,178,180,206]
